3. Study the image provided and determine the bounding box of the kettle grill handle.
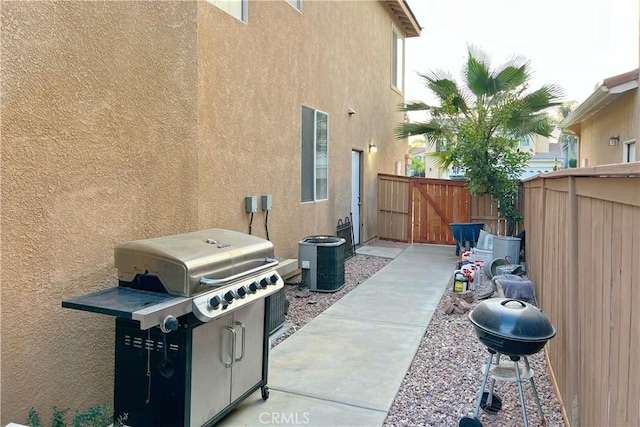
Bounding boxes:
[200,258,278,286]
[500,299,526,308]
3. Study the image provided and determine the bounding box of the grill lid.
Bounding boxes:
[115,228,275,297]
[469,298,556,343]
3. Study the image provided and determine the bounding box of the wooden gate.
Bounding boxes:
[412,178,470,244]
[377,174,508,244]
[377,174,411,242]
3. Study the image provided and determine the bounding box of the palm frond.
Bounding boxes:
[505,112,553,138]
[419,70,453,83]
[425,77,460,102]
[425,150,454,169]
[464,50,490,98]
[522,84,564,111]
[528,113,554,137]
[394,121,444,140]
[489,64,529,94]
[398,101,433,112]
[491,55,530,89]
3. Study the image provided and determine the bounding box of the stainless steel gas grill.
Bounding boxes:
[62,228,284,427]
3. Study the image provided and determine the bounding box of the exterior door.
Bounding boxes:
[351,151,361,245]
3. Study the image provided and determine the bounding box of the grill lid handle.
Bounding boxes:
[500,299,527,309]
[199,258,278,286]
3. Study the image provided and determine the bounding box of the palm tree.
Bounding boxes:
[556,101,578,167]
[397,48,563,234]
[410,156,426,177]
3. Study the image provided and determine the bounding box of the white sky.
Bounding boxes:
[404,0,639,107]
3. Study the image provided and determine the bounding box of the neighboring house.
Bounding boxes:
[409,132,563,181]
[518,134,564,179]
[408,135,451,178]
[562,69,639,167]
[0,0,420,422]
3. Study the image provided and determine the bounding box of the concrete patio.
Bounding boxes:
[219,244,457,427]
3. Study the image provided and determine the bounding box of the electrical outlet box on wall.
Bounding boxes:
[245,196,258,213]
[261,195,273,211]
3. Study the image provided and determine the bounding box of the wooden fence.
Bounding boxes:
[378,174,412,242]
[523,163,640,426]
[377,174,511,244]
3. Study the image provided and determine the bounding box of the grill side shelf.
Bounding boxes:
[62,287,181,320]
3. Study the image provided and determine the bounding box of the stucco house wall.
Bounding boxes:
[195,0,413,256]
[0,0,419,423]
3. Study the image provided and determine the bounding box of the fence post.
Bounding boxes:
[539,178,546,305]
[567,176,580,426]
[407,177,414,243]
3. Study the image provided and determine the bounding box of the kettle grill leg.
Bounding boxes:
[513,358,529,427]
[523,356,546,426]
[473,351,495,418]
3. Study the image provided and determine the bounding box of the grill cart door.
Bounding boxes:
[190,300,265,427]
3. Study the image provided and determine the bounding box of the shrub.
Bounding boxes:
[26,405,128,427]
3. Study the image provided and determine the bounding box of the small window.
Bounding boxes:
[623,139,636,163]
[286,0,302,11]
[391,29,404,91]
[208,0,248,23]
[301,106,329,202]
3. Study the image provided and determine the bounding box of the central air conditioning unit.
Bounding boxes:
[298,236,346,292]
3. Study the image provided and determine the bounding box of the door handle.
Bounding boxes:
[222,325,236,367]
[235,321,246,362]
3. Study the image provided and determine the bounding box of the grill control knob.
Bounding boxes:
[209,295,221,310]
[260,278,269,289]
[236,286,248,298]
[269,274,279,285]
[224,290,235,303]
[160,315,179,333]
[248,282,259,293]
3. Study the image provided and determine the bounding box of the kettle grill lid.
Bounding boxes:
[469,298,556,342]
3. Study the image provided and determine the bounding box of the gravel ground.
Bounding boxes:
[273,245,566,427]
[383,272,566,427]
[271,253,391,347]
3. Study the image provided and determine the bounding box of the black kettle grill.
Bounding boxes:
[460,298,556,427]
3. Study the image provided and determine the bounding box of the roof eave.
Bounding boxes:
[384,0,422,38]
[561,68,639,130]
[560,88,609,129]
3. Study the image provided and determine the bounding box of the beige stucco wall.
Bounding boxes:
[576,90,638,166]
[1,0,409,422]
[196,0,407,254]
[1,1,199,423]
[533,134,550,154]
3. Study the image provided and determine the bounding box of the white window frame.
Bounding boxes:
[391,28,404,92]
[623,139,636,163]
[519,136,532,148]
[208,0,248,23]
[301,106,329,203]
[286,0,302,11]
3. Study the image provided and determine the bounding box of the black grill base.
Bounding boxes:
[113,298,274,427]
[114,317,191,427]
